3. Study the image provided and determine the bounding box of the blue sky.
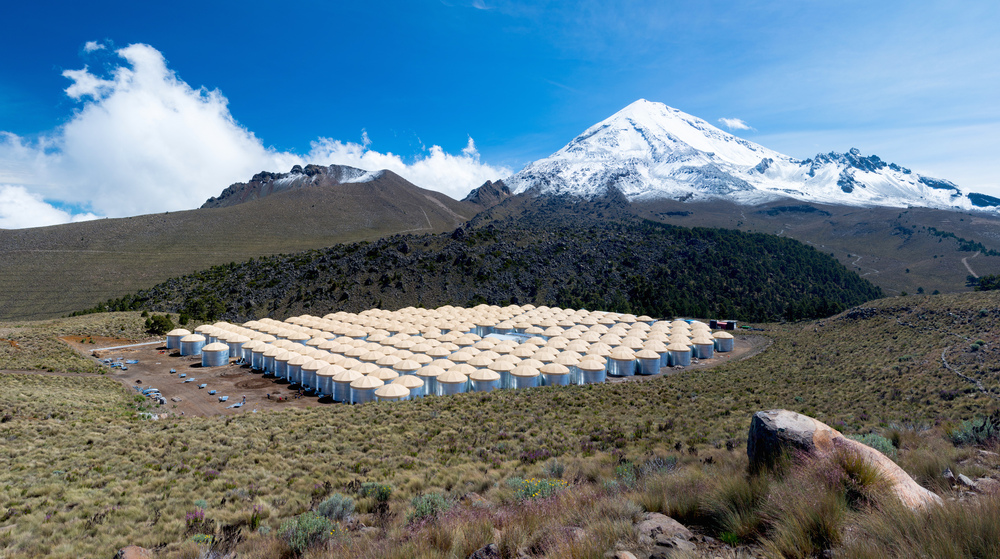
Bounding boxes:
[1,0,998,227]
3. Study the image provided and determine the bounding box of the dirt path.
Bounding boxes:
[963,251,981,278]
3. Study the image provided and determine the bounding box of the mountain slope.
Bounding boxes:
[507,99,998,212]
[201,163,378,208]
[0,171,479,320]
[89,203,882,323]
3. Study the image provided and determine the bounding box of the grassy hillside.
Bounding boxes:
[0,172,478,320]
[632,198,1000,296]
[80,204,882,323]
[0,291,998,557]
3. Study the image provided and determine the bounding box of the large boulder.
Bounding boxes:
[747,409,942,510]
[114,546,152,559]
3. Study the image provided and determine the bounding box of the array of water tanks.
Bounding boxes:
[165,304,737,404]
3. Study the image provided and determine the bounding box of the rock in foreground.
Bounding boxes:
[747,409,942,510]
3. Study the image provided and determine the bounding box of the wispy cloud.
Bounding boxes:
[718,117,753,131]
[0,43,508,228]
[83,41,105,53]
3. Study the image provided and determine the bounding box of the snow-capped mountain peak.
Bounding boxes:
[506,100,999,212]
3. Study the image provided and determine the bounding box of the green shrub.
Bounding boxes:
[317,493,354,522]
[950,411,1000,446]
[848,433,898,459]
[408,493,450,523]
[359,482,392,503]
[279,511,332,555]
[506,477,568,501]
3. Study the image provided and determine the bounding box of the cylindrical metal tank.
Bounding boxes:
[375,382,410,402]
[332,369,362,402]
[201,342,230,367]
[166,329,191,350]
[286,353,310,385]
[300,359,324,392]
[350,375,383,404]
[667,342,692,367]
[415,365,444,396]
[274,350,292,380]
[316,364,341,397]
[250,343,268,371]
[392,374,425,399]
[227,334,249,362]
[540,363,571,386]
[436,369,469,396]
[393,359,422,377]
[262,344,282,375]
[691,336,715,359]
[179,334,206,356]
[469,368,501,392]
[713,331,734,352]
[643,340,670,370]
[635,348,662,375]
[607,347,636,377]
[510,365,540,389]
[578,359,607,384]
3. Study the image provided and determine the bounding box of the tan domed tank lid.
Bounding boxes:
[393,338,417,350]
[467,354,494,367]
[374,383,410,399]
[453,336,477,347]
[321,354,341,365]
[620,336,645,349]
[376,354,401,367]
[691,336,715,345]
[262,345,282,357]
[643,340,668,352]
[646,331,668,341]
[351,375,384,389]
[411,354,433,365]
[669,334,691,343]
[390,349,413,360]
[372,368,400,382]
[509,346,535,358]
[565,341,590,353]
[446,351,472,363]
[286,331,310,342]
[488,360,515,372]
[408,342,433,353]
[473,338,497,350]
[511,365,540,378]
[352,362,379,375]
[287,353,310,366]
[514,320,533,330]
[582,353,608,365]
[392,375,424,388]
[358,351,380,363]
[390,358,420,372]
[609,347,636,361]
[447,363,474,376]
[317,339,338,351]
[429,358,455,370]
[333,369,363,383]
[469,368,501,382]
[713,331,734,339]
[476,349,499,360]
[634,349,660,360]
[274,350,292,362]
[202,342,229,352]
[554,353,580,366]
[343,346,368,359]
[437,368,470,383]
[416,365,446,378]
[513,358,540,369]
[495,354,521,364]
[420,329,442,340]
[577,359,605,370]
[496,320,516,330]
[317,364,344,378]
[580,332,602,343]
[667,342,692,352]
[338,357,360,369]
[301,359,325,372]
[540,363,570,375]
[608,325,629,337]
[560,329,582,340]
[167,328,192,337]
[522,326,544,336]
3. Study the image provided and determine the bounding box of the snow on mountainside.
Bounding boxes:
[506,99,1000,212]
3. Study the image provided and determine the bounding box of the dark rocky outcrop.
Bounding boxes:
[462,179,511,208]
[201,164,374,208]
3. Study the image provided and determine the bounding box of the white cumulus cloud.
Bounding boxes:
[0,185,98,229]
[718,117,753,131]
[0,42,508,228]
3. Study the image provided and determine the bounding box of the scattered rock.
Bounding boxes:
[636,512,693,541]
[943,468,955,481]
[604,551,637,559]
[649,536,697,558]
[958,474,977,488]
[976,478,1000,494]
[468,543,500,559]
[114,546,152,559]
[747,409,943,510]
[460,492,490,507]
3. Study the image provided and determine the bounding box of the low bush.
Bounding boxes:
[847,433,898,459]
[506,477,569,501]
[316,493,354,523]
[950,411,1000,446]
[408,493,450,523]
[279,511,332,556]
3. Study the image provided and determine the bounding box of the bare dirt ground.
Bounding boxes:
[34,334,771,418]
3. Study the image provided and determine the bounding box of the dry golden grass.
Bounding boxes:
[0,291,999,557]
